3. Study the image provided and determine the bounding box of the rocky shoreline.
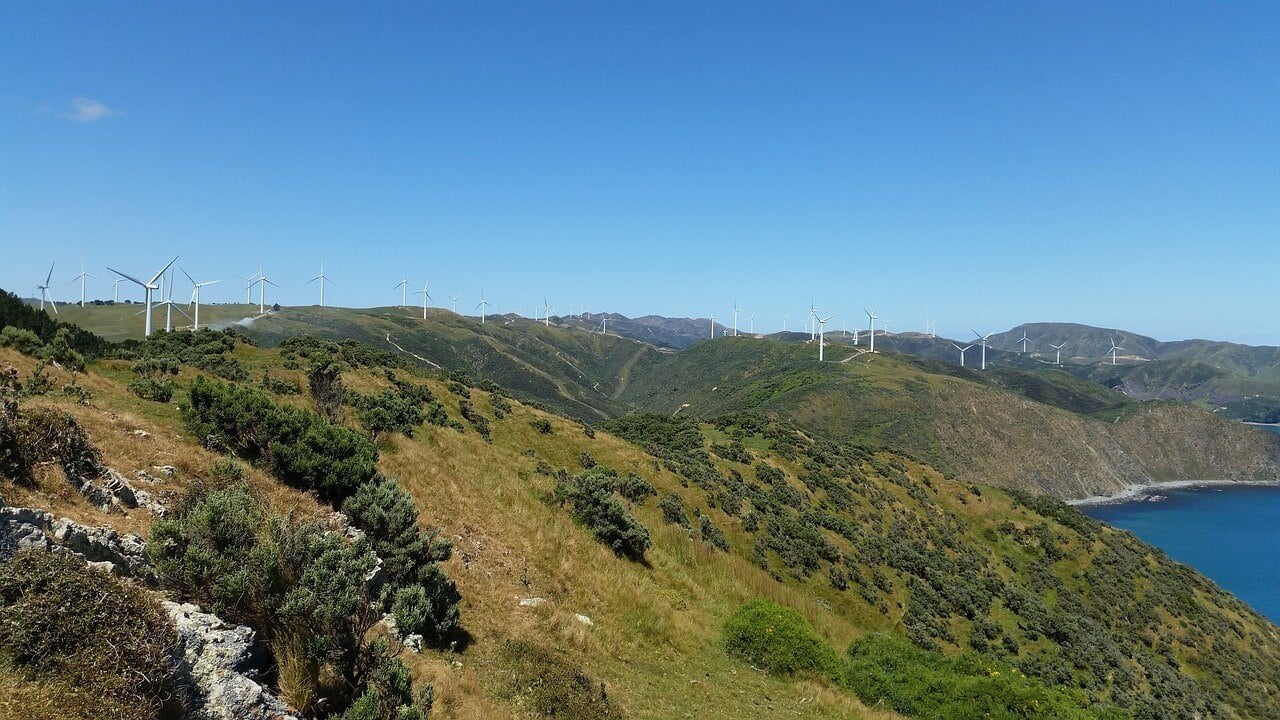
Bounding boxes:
[1067,478,1280,507]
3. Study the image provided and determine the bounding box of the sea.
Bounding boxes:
[1084,429,1280,623]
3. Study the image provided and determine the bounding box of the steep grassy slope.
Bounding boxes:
[5,335,1280,718]
[616,338,1280,498]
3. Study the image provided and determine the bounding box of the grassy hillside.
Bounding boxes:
[4,331,1280,718]
[616,338,1280,498]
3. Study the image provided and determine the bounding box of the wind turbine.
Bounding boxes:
[236,272,259,304]
[542,297,552,327]
[154,270,192,332]
[36,263,57,313]
[864,308,879,353]
[851,328,860,345]
[182,268,220,331]
[808,303,818,341]
[410,279,432,320]
[449,293,461,313]
[1018,329,1031,353]
[817,314,834,361]
[308,263,332,307]
[394,276,410,308]
[254,271,280,314]
[108,257,177,337]
[732,301,740,337]
[781,314,789,333]
[1049,342,1067,366]
[951,342,974,367]
[476,291,491,324]
[112,277,124,303]
[881,318,893,336]
[925,320,936,338]
[972,330,994,370]
[747,314,755,334]
[709,315,716,339]
[1109,337,1124,365]
[69,261,98,307]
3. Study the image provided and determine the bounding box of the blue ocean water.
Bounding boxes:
[1084,484,1280,622]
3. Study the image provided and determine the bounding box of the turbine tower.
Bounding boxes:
[449,293,461,313]
[254,271,280,314]
[817,314,834,361]
[781,314,789,333]
[600,315,608,334]
[36,263,57,313]
[808,303,818,341]
[747,314,755,334]
[476,291,491,324]
[1049,342,1067,366]
[182,268,220,331]
[1018,329,1031,353]
[863,308,879,353]
[108,257,177,337]
[69,261,98,307]
[112,277,124,303]
[709,315,716,339]
[972,330,994,370]
[308,263,332,307]
[925,320,936,338]
[412,279,432,320]
[236,272,259,304]
[394,276,410,308]
[951,342,974,367]
[732,301,740,337]
[542,297,552,327]
[1109,337,1124,365]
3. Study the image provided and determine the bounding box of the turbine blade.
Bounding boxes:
[148,256,178,285]
[107,267,148,286]
[45,264,55,286]
[181,267,196,285]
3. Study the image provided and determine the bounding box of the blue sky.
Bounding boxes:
[2,3,1277,342]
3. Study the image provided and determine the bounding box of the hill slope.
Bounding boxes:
[3,332,1280,718]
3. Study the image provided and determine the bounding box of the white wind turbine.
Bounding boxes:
[542,297,552,327]
[1109,337,1124,365]
[808,303,818,341]
[236,272,259,304]
[732,301,740,337]
[709,315,716,339]
[36,263,57,313]
[182,268,220,331]
[851,327,860,345]
[781,313,789,333]
[1048,342,1068,366]
[817,313,834,361]
[881,318,893,336]
[476,291,491,324]
[108,257,177,337]
[308,263,332,307]
[394,276,410,308]
[412,279,432,320]
[154,270,193,332]
[864,308,879,353]
[254,270,280,315]
[69,261,98,307]
[112,277,125,303]
[925,320,936,337]
[952,342,974,367]
[449,293,461,313]
[972,330,994,370]
[747,314,755,334]
[1018,329,1031,353]
[600,315,608,334]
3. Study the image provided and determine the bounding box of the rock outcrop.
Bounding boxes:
[0,505,155,582]
[165,601,300,720]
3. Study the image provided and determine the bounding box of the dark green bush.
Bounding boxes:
[129,377,174,402]
[459,399,491,441]
[261,372,302,395]
[842,633,1126,720]
[699,514,729,551]
[351,389,425,439]
[554,469,651,561]
[493,639,616,720]
[616,473,656,504]
[309,360,346,423]
[578,451,596,469]
[341,475,453,585]
[657,493,689,527]
[530,417,553,434]
[0,550,179,720]
[722,599,840,678]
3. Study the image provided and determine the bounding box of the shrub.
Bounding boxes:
[0,326,42,354]
[129,377,174,402]
[554,469,651,561]
[530,417,553,434]
[351,389,424,440]
[490,393,512,418]
[459,400,491,441]
[389,568,462,645]
[699,514,729,551]
[842,633,1123,720]
[578,451,596,469]
[341,475,452,586]
[424,401,448,426]
[0,550,179,720]
[657,493,689,527]
[722,599,841,679]
[261,372,302,395]
[493,639,615,720]
[616,473,656,504]
[309,360,346,423]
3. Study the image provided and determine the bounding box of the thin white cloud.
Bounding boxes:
[66,97,118,123]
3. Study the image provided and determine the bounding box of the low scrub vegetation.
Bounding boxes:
[553,468,652,561]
